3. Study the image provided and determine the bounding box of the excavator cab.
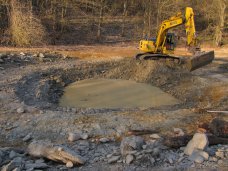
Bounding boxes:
[165,33,175,51]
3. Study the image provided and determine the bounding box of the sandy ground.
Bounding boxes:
[0,44,227,170]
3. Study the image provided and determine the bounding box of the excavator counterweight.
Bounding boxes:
[135,7,214,71]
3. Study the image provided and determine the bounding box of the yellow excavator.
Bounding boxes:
[135,7,214,71]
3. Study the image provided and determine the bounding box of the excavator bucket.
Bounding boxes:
[186,51,215,71]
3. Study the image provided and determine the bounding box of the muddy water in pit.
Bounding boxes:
[59,79,180,108]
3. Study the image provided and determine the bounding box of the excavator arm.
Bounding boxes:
[136,7,214,71]
[155,7,198,53]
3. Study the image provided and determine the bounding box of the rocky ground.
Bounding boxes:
[0,46,227,170]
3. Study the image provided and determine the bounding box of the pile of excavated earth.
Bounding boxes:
[0,51,227,170]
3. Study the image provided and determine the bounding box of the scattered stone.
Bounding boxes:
[66,161,74,168]
[108,156,121,164]
[120,136,144,156]
[189,149,209,163]
[80,133,89,140]
[23,133,33,142]
[68,133,81,142]
[35,159,45,164]
[216,151,224,158]
[218,159,223,165]
[150,134,161,139]
[178,156,185,162]
[174,128,185,136]
[1,161,20,171]
[106,154,113,158]
[99,137,110,143]
[16,107,25,114]
[9,151,19,159]
[25,163,48,170]
[150,157,155,164]
[20,52,25,56]
[38,53,45,58]
[184,133,208,155]
[142,145,147,149]
[167,157,173,164]
[126,154,134,164]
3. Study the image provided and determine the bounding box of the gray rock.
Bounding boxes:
[80,133,89,140]
[25,163,48,170]
[108,156,121,164]
[120,136,145,156]
[184,133,208,155]
[35,159,45,164]
[23,133,33,142]
[68,132,81,142]
[9,151,17,159]
[17,107,25,114]
[99,138,110,143]
[126,154,134,164]
[150,157,155,164]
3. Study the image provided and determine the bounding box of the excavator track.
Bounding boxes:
[134,51,214,72]
[135,53,182,64]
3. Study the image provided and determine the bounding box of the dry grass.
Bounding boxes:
[9,0,46,47]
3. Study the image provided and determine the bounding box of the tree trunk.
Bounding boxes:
[97,0,104,40]
[121,0,127,37]
[214,0,226,46]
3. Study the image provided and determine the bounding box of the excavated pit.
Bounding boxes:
[15,58,225,111]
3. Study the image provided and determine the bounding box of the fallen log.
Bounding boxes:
[127,129,159,136]
[27,141,85,166]
[163,135,228,149]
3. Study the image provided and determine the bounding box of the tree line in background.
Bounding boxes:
[0,0,227,47]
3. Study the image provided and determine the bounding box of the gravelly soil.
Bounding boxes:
[0,49,227,170]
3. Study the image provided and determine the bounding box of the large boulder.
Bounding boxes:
[184,133,208,155]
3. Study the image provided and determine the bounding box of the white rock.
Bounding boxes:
[174,128,185,136]
[17,107,25,114]
[23,133,32,142]
[150,157,155,164]
[38,53,45,58]
[150,134,161,139]
[68,133,81,142]
[108,156,120,164]
[20,52,25,56]
[216,151,224,158]
[99,137,110,143]
[106,154,113,158]
[66,161,73,168]
[126,154,134,164]
[80,133,89,140]
[184,133,208,155]
[189,149,209,163]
